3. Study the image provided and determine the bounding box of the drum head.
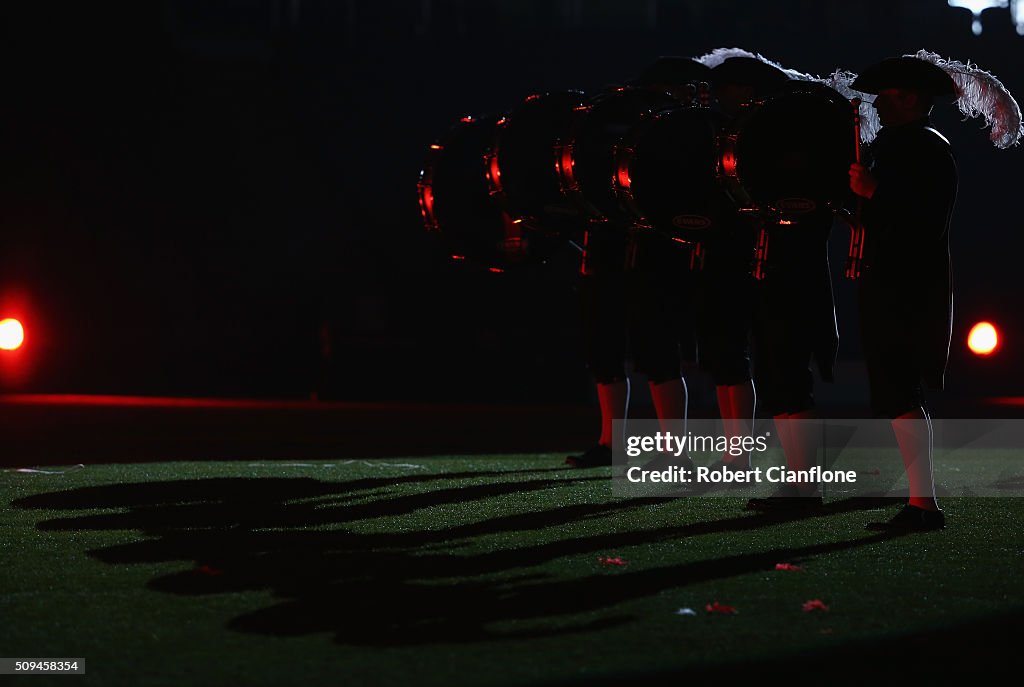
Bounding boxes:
[491,91,588,237]
[564,86,678,222]
[735,83,855,216]
[617,105,727,240]
[419,116,530,269]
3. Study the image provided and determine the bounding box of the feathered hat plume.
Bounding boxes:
[908,49,1022,149]
[696,47,881,143]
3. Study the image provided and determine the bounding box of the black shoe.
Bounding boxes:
[745,485,823,512]
[565,444,612,468]
[865,504,945,532]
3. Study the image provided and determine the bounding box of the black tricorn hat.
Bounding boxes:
[851,56,957,96]
[711,56,790,93]
[630,56,712,87]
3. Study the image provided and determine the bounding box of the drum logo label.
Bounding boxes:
[672,215,712,230]
[777,198,817,213]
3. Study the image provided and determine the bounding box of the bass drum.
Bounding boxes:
[418,115,531,270]
[731,81,856,220]
[614,105,732,242]
[557,86,679,224]
[487,91,589,240]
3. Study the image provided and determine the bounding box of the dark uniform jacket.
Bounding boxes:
[860,116,958,389]
[759,211,840,383]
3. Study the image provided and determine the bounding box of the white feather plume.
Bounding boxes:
[695,47,817,82]
[908,49,1022,149]
[696,48,876,144]
[824,69,882,144]
[695,47,756,69]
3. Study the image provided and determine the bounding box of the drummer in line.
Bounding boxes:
[566,57,711,469]
[705,56,840,509]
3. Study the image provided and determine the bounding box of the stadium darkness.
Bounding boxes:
[0,0,1021,407]
[3,5,1024,684]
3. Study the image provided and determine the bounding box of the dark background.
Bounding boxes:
[0,0,1020,405]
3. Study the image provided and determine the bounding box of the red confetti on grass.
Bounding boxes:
[195,564,224,576]
[774,563,803,572]
[705,602,738,614]
[802,599,829,612]
[597,556,628,566]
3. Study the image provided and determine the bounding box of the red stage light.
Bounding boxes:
[968,321,999,356]
[615,160,631,190]
[0,318,25,351]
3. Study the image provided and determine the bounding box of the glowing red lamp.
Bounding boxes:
[967,321,999,356]
[0,318,25,351]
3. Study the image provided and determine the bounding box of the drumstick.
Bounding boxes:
[851,98,862,164]
[846,98,866,279]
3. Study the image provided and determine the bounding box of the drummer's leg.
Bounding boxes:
[568,263,629,466]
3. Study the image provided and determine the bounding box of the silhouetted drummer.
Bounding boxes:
[848,50,1021,530]
[702,55,841,509]
[566,57,710,468]
[698,56,789,475]
[847,56,960,530]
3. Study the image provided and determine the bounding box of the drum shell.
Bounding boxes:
[733,84,856,220]
[614,105,732,243]
[418,116,530,270]
[488,91,588,239]
[560,86,679,224]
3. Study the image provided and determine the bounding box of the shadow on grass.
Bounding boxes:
[552,607,1024,685]
[13,469,908,646]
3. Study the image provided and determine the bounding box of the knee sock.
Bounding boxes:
[892,407,939,511]
[719,381,755,467]
[775,408,820,496]
[650,377,688,438]
[597,380,630,448]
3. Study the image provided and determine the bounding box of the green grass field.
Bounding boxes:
[3,456,1024,686]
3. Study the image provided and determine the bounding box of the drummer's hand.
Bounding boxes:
[849,163,878,199]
